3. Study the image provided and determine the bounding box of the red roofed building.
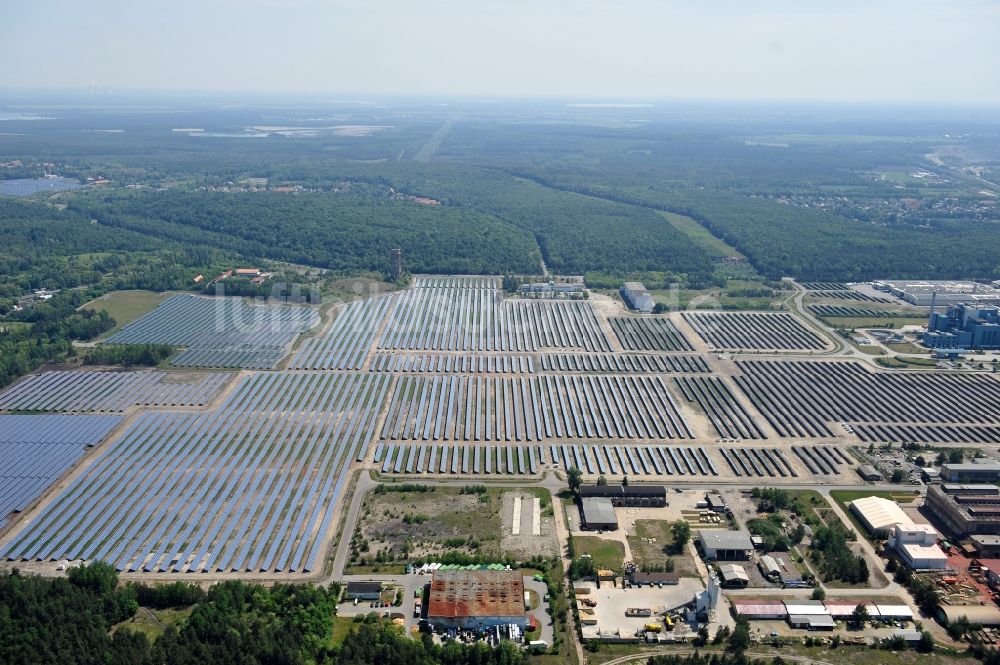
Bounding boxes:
[427,570,528,630]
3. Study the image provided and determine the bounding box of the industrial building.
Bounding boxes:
[939,464,1000,484]
[427,570,528,631]
[345,581,383,601]
[857,465,882,482]
[620,282,655,313]
[887,523,947,569]
[925,484,1000,538]
[698,530,754,560]
[579,497,618,531]
[971,534,1000,558]
[874,280,1000,307]
[938,604,1000,628]
[578,484,667,507]
[519,281,584,299]
[924,303,1000,350]
[718,563,750,588]
[849,496,911,537]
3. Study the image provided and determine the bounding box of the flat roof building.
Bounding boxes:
[971,534,1000,558]
[940,463,1000,484]
[732,599,787,619]
[345,581,383,600]
[698,530,754,560]
[925,484,1000,538]
[579,497,618,531]
[873,280,1000,307]
[620,282,654,313]
[849,496,911,536]
[427,570,528,631]
[578,484,667,507]
[888,523,947,570]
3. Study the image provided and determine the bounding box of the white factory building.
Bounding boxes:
[849,496,911,537]
[888,523,948,570]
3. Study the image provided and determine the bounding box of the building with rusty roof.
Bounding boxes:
[427,570,528,630]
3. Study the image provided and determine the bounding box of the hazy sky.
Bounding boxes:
[3,0,999,104]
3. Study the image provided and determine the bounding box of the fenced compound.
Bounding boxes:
[539,353,709,373]
[0,370,230,413]
[0,415,122,520]
[674,376,766,440]
[289,294,395,370]
[370,353,535,374]
[104,294,319,369]
[609,317,692,351]
[378,374,692,442]
[378,278,610,352]
[683,312,826,350]
[734,360,1000,438]
[0,371,391,574]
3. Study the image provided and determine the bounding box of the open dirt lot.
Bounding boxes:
[500,490,559,559]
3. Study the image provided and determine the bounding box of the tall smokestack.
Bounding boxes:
[929,291,937,329]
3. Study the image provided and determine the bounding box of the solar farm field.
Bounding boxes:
[378,277,611,352]
[1,372,389,574]
[683,311,827,350]
[734,359,1000,438]
[10,272,1000,579]
[104,294,319,369]
[0,370,230,412]
[377,374,692,442]
[0,415,122,524]
[609,316,692,351]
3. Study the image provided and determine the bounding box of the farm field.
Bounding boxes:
[82,290,173,330]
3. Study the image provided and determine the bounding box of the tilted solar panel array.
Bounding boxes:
[734,359,1000,438]
[289,294,395,370]
[683,312,826,350]
[104,294,318,369]
[0,370,230,412]
[379,278,611,352]
[0,371,390,574]
[0,415,122,520]
[609,317,692,351]
[379,374,692,443]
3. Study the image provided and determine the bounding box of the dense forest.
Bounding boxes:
[0,564,528,665]
[1,102,998,294]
